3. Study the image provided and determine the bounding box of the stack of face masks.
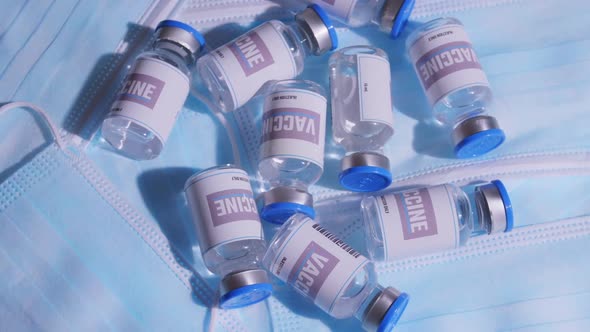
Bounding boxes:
[1,0,589,331]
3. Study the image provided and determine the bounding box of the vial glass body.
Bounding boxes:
[407,17,506,158]
[330,46,394,153]
[197,20,306,113]
[203,238,267,277]
[258,80,327,191]
[263,214,409,329]
[185,165,266,277]
[363,183,473,260]
[330,46,394,192]
[101,48,191,160]
[406,17,492,127]
[262,214,377,319]
[362,182,510,261]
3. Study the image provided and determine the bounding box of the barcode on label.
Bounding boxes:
[312,224,361,258]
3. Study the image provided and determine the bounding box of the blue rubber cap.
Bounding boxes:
[308,4,338,50]
[156,20,206,48]
[261,202,316,225]
[390,0,416,38]
[454,128,506,159]
[378,293,410,332]
[339,166,392,192]
[491,180,514,232]
[219,283,273,309]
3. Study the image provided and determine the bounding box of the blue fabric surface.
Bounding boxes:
[0,0,589,331]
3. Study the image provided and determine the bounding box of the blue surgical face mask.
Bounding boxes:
[2,0,590,331]
[0,102,214,330]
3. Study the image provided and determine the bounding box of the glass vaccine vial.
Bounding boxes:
[184,165,272,309]
[102,20,205,160]
[258,80,327,224]
[330,46,395,192]
[406,17,506,158]
[197,5,338,113]
[263,214,410,331]
[362,180,514,261]
[304,0,415,38]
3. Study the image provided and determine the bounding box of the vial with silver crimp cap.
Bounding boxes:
[362,180,513,261]
[197,4,338,113]
[184,165,272,309]
[102,20,205,160]
[303,0,415,38]
[258,80,327,224]
[329,46,395,192]
[406,17,506,158]
[263,214,410,331]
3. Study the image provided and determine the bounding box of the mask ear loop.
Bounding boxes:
[0,101,67,151]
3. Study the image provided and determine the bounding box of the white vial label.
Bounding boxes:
[268,218,368,314]
[108,58,189,143]
[375,184,459,260]
[357,54,394,127]
[261,89,327,168]
[308,0,356,20]
[212,22,298,109]
[186,169,263,252]
[408,24,490,106]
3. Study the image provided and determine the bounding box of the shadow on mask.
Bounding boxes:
[63,22,154,141]
[270,282,365,331]
[183,95,236,166]
[316,107,348,191]
[0,103,56,182]
[137,167,224,308]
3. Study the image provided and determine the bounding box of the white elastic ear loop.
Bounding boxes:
[0,101,66,150]
[207,291,220,332]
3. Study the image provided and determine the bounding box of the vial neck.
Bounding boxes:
[471,190,493,237]
[354,284,384,322]
[287,22,314,57]
[270,181,311,193]
[153,40,194,66]
[373,0,395,32]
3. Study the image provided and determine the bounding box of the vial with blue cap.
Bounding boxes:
[197,5,338,113]
[263,214,410,331]
[184,165,272,309]
[302,0,415,38]
[407,17,506,158]
[258,80,327,224]
[330,46,395,192]
[102,20,205,160]
[362,180,514,261]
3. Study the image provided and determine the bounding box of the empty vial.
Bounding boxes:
[263,214,409,331]
[197,5,337,113]
[185,165,272,309]
[102,20,205,160]
[362,180,513,261]
[258,80,327,224]
[407,18,506,158]
[303,0,415,38]
[330,46,395,192]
